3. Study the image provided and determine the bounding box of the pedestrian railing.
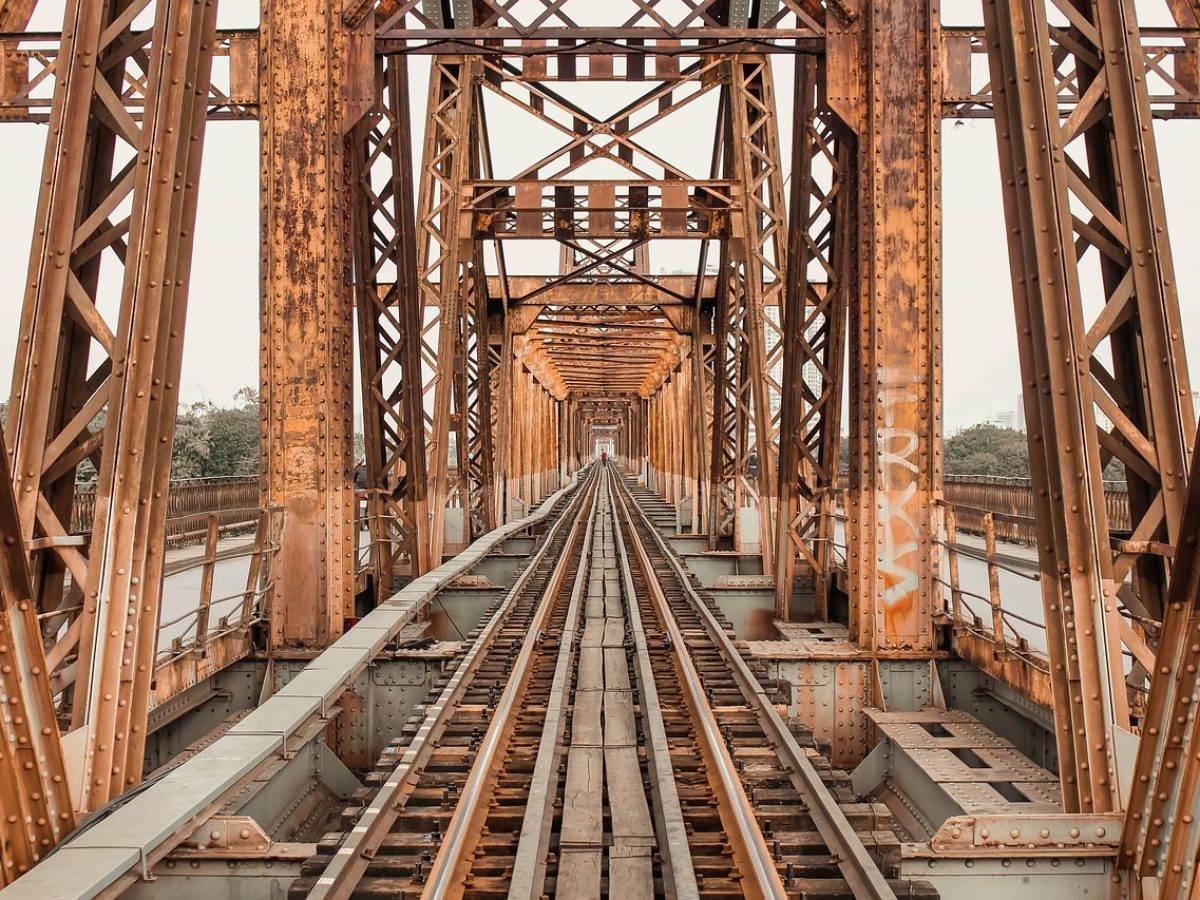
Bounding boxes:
[942,474,1129,544]
[71,474,259,543]
[154,505,284,666]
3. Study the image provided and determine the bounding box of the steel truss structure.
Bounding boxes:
[3,0,1200,891]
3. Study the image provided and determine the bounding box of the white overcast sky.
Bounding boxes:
[2,0,1197,433]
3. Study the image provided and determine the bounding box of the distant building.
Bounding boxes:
[983,393,1027,433]
[987,409,1020,431]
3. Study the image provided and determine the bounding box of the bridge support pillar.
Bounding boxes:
[838,0,942,656]
[260,0,370,647]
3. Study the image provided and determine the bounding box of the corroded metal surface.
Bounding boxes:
[1,0,1198,893]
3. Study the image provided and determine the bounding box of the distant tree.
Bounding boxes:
[1102,457,1126,484]
[203,387,260,476]
[944,424,1029,478]
[171,402,211,479]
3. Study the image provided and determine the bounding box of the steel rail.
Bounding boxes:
[308,466,600,899]
[608,469,701,899]
[610,472,898,900]
[608,478,790,899]
[421,471,602,897]
[505,467,603,898]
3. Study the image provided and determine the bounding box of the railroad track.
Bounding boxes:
[293,465,935,899]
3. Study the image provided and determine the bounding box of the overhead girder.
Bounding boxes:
[7,23,1197,123]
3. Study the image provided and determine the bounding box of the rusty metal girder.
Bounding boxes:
[469,180,734,241]
[701,56,787,569]
[1121,436,1200,893]
[984,0,1193,813]
[0,431,73,883]
[418,55,483,564]
[774,56,855,621]
[0,29,258,122]
[837,0,940,656]
[6,0,219,810]
[942,25,1200,120]
[352,54,431,593]
[374,0,827,52]
[260,0,368,648]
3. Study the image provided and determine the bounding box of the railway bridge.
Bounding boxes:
[1,0,1200,896]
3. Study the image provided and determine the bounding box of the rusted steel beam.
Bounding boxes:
[377,29,823,51]
[984,0,1193,814]
[703,57,786,568]
[0,29,259,122]
[260,0,370,647]
[495,275,717,306]
[836,0,940,655]
[1122,431,1200,893]
[941,25,1200,120]
[352,54,430,594]
[0,431,73,884]
[73,0,221,807]
[7,0,220,810]
[469,180,734,240]
[774,55,854,621]
[374,0,827,50]
[0,0,36,30]
[418,55,481,565]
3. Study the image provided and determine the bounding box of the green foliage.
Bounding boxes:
[171,403,211,479]
[944,424,1029,478]
[202,387,260,477]
[167,387,260,479]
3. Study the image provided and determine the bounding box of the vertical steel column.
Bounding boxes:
[261,0,367,647]
[418,55,480,565]
[723,55,787,570]
[351,54,430,592]
[774,56,855,620]
[691,300,714,535]
[984,0,1192,813]
[462,258,496,540]
[8,0,219,808]
[842,0,941,655]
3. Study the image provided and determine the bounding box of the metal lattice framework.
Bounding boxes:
[6,0,217,809]
[353,54,431,591]
[985,0,1193,812]
[774,55,855,618]
[3,0,1200,888]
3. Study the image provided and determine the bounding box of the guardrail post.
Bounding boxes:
[239,509,273,625]
[982,512,1006,655]
[195,513,220,652]
[943,505,963,626]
